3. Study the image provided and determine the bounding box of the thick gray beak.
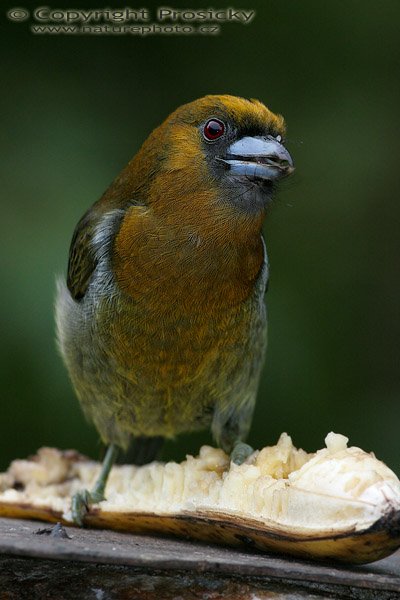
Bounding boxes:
[220,136,294,182]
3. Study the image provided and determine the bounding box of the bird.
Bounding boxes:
[55,94,294,524]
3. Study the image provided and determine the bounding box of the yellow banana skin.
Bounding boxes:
[83,509,400,564]
[0,502,399,565]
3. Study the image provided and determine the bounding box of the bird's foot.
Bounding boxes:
[71,443,119,526]
[230,441,254,465]
[71,487,106,526]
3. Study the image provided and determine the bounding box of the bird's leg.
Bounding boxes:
[211,400,255,465]
[230,440,254,465]
[124,435,164,466]
[71,443,119,526]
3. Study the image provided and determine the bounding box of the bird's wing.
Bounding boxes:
[67,208,100,301]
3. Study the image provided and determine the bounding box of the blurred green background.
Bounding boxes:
[1,0,399,471]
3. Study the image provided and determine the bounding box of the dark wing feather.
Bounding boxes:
[67,208,99,301]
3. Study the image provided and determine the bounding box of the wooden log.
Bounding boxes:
[0,517,399,599]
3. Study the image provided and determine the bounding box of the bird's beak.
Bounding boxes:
[220,136,294,182]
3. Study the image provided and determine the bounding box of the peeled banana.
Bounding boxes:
[1,432,399,564]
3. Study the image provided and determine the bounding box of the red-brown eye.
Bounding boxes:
[203,119,225,141]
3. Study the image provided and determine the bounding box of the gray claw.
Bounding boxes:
[231,442,254,465]
[71,489,91,526]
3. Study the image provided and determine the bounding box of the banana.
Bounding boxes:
[1,432,399,564]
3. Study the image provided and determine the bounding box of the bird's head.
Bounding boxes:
[105,95,294,231]
[125,95,293,215]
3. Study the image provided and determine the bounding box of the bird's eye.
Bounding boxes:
[276,135,282,143]
[203,119,225,141]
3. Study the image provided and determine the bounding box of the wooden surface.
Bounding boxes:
[0,517,400,599]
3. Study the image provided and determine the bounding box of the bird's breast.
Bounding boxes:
[112,204,265,312]
[107,203,266,387]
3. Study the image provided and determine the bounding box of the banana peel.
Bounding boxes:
[1,432,400,565]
